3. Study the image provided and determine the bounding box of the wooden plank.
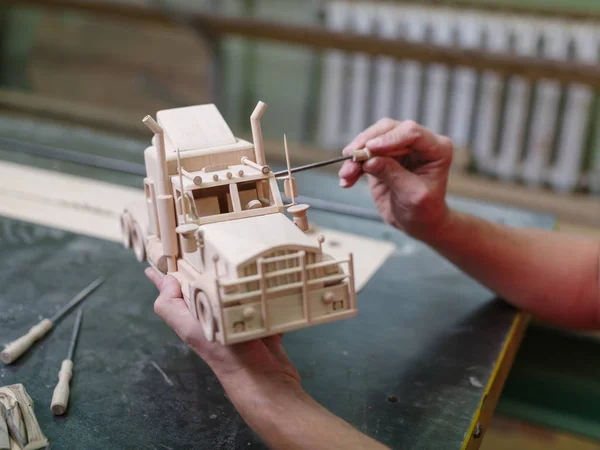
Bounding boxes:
[556,222,600,239]
[447,172,600,228]
[7,0,600,89]
[1,93,599,228]
[464,314,530,450]
[0,160,394,291]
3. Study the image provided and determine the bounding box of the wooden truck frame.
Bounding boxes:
[120,101,357,345]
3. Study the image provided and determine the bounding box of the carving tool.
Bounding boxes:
[0,277,104,364]
[273,148,372,177]
[51,308,83,415]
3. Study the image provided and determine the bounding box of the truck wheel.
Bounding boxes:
[131,221,146,262]
[195,291,214,342]
[120,213,131,249]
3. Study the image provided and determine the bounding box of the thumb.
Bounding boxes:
[362,156,413,189]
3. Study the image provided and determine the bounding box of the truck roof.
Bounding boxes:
[157,104,237,152]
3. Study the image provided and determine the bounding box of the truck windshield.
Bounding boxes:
[187,179,274,219]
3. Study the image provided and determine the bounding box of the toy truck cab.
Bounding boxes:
[121,102,357,345]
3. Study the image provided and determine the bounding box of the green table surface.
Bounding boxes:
[0,115,556,449]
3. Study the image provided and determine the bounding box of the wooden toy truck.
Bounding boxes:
[120,102,357,345]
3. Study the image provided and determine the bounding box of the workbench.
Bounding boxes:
[0,116,555,450]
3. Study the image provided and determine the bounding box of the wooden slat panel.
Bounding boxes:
[371,4,400,124]
[347,4,374,140]
[447,12,484,149]
[319,1,349,148]
[397,7,428,122]
[550,25,599,192]
[421,9,454,133]
[472,17,511,174]
[521,22,571,188]
[495,20,538,182]
[7,0,600,88]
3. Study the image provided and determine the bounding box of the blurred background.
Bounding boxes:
[1,0,599,448]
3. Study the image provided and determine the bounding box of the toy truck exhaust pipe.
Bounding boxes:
[142,115,178,273]
[142,116,169,196]
[250,101,267,166]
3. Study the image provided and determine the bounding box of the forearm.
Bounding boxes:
[221,373,388,450]
[425,209,600,329]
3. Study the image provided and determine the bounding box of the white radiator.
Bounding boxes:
[319,2,600,193]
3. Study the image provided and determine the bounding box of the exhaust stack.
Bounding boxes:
[142,116,169,196]
[250,101,267,166]
[142,115,177,273]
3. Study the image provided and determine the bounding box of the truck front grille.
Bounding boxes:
[240,250,320,292]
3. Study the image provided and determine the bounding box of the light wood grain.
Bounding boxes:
[157,104,236,152]
[0,319,53,364]
[447,173,600,229]
[50,359,73,415]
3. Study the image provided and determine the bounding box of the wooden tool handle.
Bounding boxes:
[51,359,73,415]
[0,319,53,364]
[352,148,372,162]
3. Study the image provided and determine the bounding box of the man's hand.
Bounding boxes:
[145,268,301,391]
[341,122,600,331]
[339,118,453,240]
[146,269,391,449]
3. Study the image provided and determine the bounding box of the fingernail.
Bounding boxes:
[339,178,349,188]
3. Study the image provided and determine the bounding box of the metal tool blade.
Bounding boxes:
[66,309,84,361]
[50,277,104,324]
[273,154,352,177]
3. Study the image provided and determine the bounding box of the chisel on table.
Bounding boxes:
[51,308,83,415]
[0,277,104,364]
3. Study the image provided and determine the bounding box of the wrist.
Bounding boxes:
[406,202,453,244]
[218,370,309,435]
[418,207,463,249]
[218,367,304,406]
